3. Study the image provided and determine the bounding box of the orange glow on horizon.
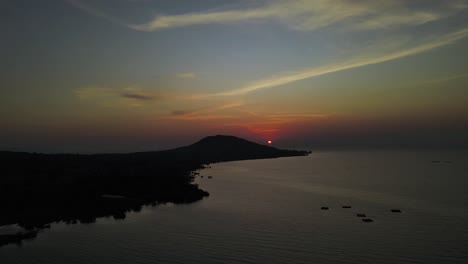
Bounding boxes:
[267,140,272,144]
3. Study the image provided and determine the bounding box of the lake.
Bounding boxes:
[1,150,467,263]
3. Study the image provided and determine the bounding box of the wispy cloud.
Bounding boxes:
[163,104,329,138]
[129,5,275,31]
[220,111,329,137]
[121,92,154,100]
[205,28,468,97]
[74,85,181,108]
[129,0,467,32]
[170,102,244,120]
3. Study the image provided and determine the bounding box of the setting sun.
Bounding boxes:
[267,140,272,144]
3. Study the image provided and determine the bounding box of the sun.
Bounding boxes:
[267,140,272,144]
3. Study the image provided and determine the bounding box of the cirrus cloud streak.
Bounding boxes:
[206,28,468,97]
[129,0,467,32]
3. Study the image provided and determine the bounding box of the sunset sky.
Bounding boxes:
[1,0,468,152]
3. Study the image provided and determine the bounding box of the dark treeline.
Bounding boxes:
[0,135,309,246]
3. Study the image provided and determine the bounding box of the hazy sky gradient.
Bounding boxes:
[1,0,468,152]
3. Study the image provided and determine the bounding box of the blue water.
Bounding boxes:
[1,150,467,263]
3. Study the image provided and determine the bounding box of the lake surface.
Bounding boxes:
[1,150,468,263]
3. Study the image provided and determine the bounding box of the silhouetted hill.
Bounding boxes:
[157,135,309,162]
[0,135,309,246]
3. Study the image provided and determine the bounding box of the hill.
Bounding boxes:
[130,135,309,164]
[165,135,308,161]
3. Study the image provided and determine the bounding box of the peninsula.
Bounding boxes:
[0,135,309,246]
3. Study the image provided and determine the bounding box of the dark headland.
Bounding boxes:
[0,135,309,246]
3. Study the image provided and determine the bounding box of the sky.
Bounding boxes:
[1,0,468,153]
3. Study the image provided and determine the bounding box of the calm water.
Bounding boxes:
[1,150,468,263]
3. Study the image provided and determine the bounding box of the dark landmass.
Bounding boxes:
[0,135,309,246]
